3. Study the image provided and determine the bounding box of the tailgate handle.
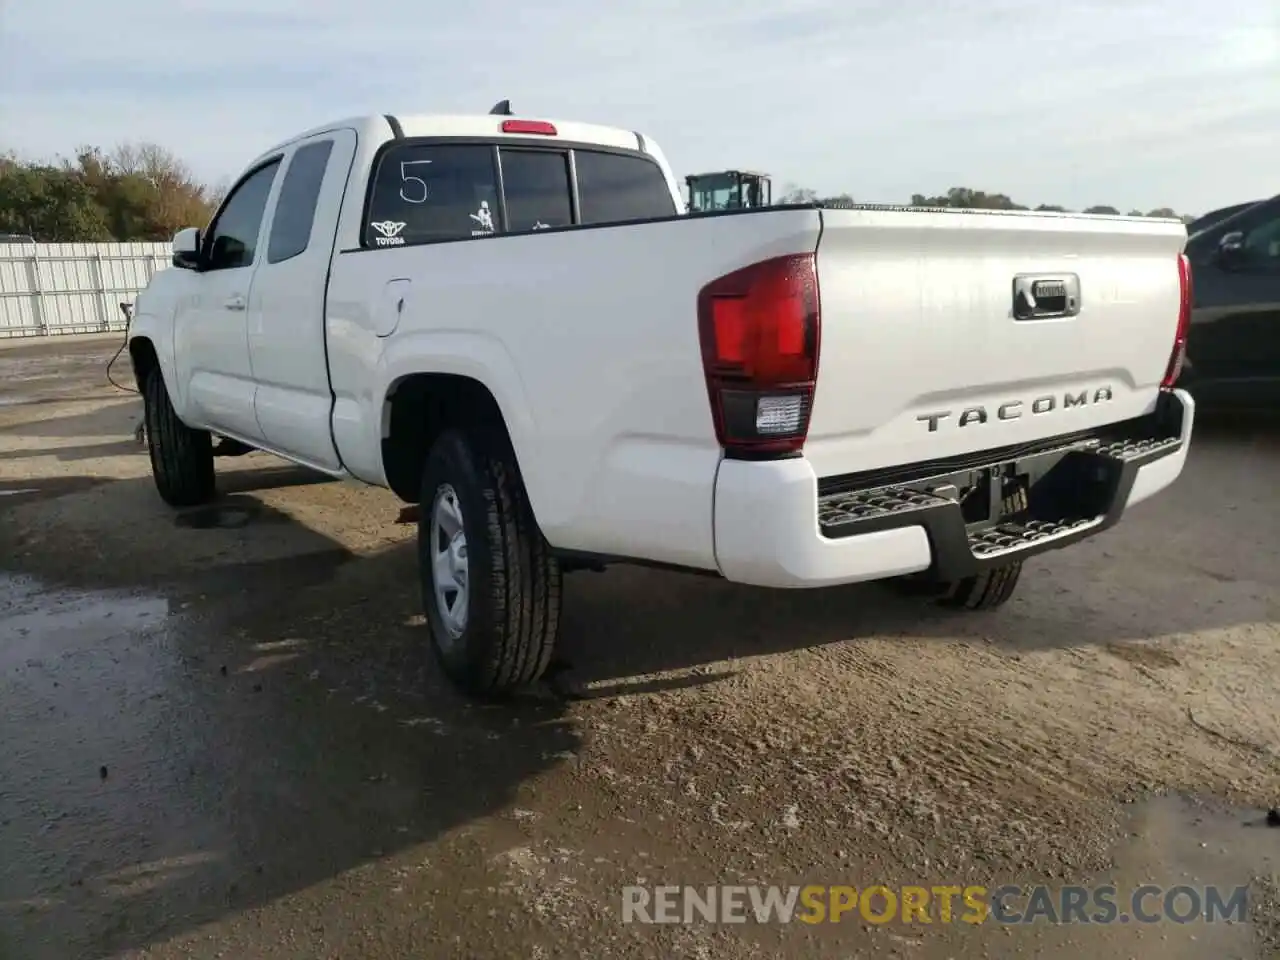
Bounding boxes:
[1012,274,1080,321]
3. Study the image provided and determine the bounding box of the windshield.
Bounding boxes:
[687,173,740,212]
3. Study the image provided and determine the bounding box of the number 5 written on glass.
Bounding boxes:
[400,161,433,203]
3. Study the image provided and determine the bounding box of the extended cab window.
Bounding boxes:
[267,140,334,263]
[499,149,572,232]
[575,150,676,224]
[366,144,500,246]
[205,159,280,270]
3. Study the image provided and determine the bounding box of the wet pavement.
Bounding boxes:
[0,570,581,959]
[1,335,1278,958]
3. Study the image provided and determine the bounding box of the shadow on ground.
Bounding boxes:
[0,396,141,442]
[0,462,578,960]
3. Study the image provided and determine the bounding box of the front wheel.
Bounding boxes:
[418,428,562,696]
[143,367,215,507]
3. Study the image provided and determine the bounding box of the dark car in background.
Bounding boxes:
[1179,194,1280,409]
[1186,200,1261,236]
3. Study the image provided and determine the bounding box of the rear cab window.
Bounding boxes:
[500,150,573,231]
[362,139,676,249]
[365,144,500,246]
[574,150,676,224]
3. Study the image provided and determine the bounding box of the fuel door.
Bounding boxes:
[375,278,411,337]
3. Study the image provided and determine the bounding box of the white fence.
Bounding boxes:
[0,242,173,338]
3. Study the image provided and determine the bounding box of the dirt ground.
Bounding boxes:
[1,334,1278,959]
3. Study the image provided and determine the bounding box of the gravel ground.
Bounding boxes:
[1,334,1277,959]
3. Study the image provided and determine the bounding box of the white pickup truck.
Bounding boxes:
[128,111,1196,696]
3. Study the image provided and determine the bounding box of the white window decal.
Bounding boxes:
[370,220,407,247]
[398,161,432,203]
[470,201,495,235]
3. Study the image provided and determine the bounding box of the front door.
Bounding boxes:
[173,157,281,441]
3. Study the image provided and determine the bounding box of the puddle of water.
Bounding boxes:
[0,573,170,660]
[0,573,200,918]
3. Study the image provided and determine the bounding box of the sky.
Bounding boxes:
[2,0,1277,216]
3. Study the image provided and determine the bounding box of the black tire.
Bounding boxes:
[418,428,562,696]
[936,557,1023,610]
[143,366,215,507]
[936,485,1027,611]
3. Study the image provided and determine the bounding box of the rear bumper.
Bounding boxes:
[713,388,1194,588]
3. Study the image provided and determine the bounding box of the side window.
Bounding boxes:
[365,144,499,246]
[205,160,280,271]
[575,151,676,225]
[500,149,572,232]
[1241,210,1280,271]
[267,140,335,264]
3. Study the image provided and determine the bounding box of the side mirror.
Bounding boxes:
[1215,230,1245,268]
[171,227,202,270]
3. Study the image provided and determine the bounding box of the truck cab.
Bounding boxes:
[685,170,772,213]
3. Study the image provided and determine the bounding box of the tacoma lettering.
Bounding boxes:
[916,387,1114,432]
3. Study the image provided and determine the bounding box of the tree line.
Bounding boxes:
[0,143,1198,243]
[0,144,224,243]
[779,185,1192,222]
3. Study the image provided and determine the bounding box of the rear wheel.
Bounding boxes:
[936,557,1023,611]
[889,485,1026,611]
[936,485,1027,611]
[143,367,215,507]
[418,428,562,696]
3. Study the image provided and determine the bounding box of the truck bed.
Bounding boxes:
[327,203,1186,570]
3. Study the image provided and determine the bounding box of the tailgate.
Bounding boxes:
[805,207,1187,478]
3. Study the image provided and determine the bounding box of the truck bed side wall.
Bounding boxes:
[324,209,823,569]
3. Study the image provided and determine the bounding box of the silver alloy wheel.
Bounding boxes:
[430,483,468,639]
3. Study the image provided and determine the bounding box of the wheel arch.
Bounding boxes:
[126,303,184,417]
[128,335,160,394]
[381,371,538,516]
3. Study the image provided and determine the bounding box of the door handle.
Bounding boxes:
[224,295,246,311]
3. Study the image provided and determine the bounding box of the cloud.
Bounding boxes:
[2,0,1276,213]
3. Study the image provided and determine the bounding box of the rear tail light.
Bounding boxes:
[501,119,557,136]
[697,253,820,457]
[1162,252,1192,388]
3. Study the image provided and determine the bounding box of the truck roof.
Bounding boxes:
[686,170,771,179]
[257,114,646,163]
